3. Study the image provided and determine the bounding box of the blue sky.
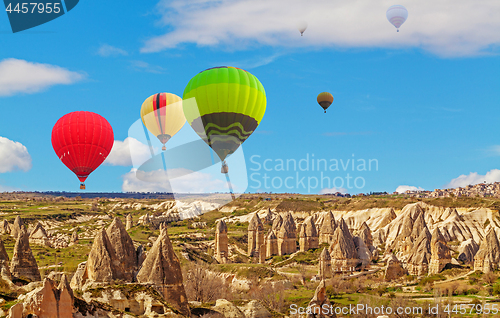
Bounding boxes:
[0,0,499,195]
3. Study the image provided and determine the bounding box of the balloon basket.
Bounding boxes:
[221,161,229,174]
[324,110,326,113]
[162,146,166,151]
[80,183,86,190]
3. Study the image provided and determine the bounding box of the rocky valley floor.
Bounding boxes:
[1,193,500,317]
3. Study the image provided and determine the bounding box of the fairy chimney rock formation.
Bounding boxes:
[272,214,283,232]
[69,262,87,290]
[248,213,265,257]
[215,220,228,263]
[126,213,133,230]
[406,227,432,276]
[85,228,124,283]
[70,230,78,245]
[299,216,319,252]
[266,230,278,258]
[329,219,358,272]
[306,280,337,318]
[29,222,51,247]
[137,245,146,268]
[390,205,425,254]
[0,237,10,279]
[259,242,267,264]
[10,227,41,282]
[106,217,137,281]
[0,238,9,263]
[21,276,74,318]
[136,224,190,317]
[262,208,274,224]
[429,228,452,274]
[357,222,373,247]
[474,229,500,273]
[384,254,406,281]
[318,247,332,279]
[0,220,10,234]
[11,215,24,238]
[319,211,336,245]
[458,239,479,264]
[58,274,74,318]
[353,236,371,269]
[277,212,297,255]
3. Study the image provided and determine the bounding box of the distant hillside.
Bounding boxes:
[0,191,175,200]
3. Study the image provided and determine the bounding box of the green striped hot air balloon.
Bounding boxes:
[183,66,266,168]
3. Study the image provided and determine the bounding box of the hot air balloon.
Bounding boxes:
[183,66,266,174]
[297,21,308,36]
[140,93,186,151]
[51,111,114,189]
[386,5,408,32]
[317,92,334,113]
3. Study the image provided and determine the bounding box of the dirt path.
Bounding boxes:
[434,270,475,285]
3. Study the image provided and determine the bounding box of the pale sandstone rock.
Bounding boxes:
[136,224,190,317]
[248,213,265,258]
[474,229,500,273]
[11,216,24,239]
[215,220,229,263]
[318,211,336,245]
[384,254,406,281]
[329,219,358,271]
[277,212,297,255]
[212,299,245,318]
[318,247,332,279]
[10,227,40,282]
[429,228,451,274]
[299,216,319,252]
[238,300,272,318]
[106,218,137,282]
[306,280,336,318]
[458,239,479,264]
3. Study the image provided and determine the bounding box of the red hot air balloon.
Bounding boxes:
[51,111,114,189]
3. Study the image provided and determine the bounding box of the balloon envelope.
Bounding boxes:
[183,66,266,161]
[51,111,114,184]
[140,93,186,150]
[317,92,334,112]
[386,5,408,30]
[297,21,308,35]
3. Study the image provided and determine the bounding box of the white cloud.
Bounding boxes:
[104,137,152,166]
[487,145,500,156]
[0,58,84,96]
[0,137,32,173]
[96,44,128,57]
[122,168,227,193]
[444,169,500,189]
[395,185,424,194]
[319,187,348,194]
[130,60,166,74]
[142,0,500,57]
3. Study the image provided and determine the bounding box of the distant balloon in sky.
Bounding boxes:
[317,92,334,113]
[297,21,308,36]
[386,5,408,32]
[51,111,114,190]
[140,93,186,151]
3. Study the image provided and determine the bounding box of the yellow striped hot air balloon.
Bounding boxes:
[140,93,186,151]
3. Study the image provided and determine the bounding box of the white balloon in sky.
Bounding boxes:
[386,5,408,32]
[297,21,308,36]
